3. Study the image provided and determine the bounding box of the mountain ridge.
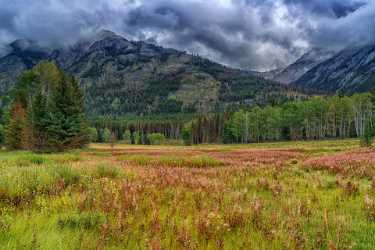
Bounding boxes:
[0,30,303,116]
[293,45,375,93]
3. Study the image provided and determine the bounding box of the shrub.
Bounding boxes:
[122,129,131,144]
[148,133,166,145]
[102,128,111,143]
[88,127,98,143]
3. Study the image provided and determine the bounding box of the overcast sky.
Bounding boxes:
[0,0,374,71]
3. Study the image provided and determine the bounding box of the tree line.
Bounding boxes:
[1,61,374,149]
[223,94,374,143]
[90,94,375,145]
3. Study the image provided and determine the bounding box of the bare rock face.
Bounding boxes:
[274,48,336,85]
[294,45,375,93]
[258,48,336,85]
[0,30,301,116]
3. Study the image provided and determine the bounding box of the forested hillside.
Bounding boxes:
[0,30,304,116]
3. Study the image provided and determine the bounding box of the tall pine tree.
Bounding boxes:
[46,75,88,151]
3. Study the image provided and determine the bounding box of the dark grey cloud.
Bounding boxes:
[0,0,373,70]
[283,0,366,18]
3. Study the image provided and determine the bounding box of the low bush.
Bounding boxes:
[148,133,166,145]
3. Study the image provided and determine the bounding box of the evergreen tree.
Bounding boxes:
[5,102,27,150]
[5,61,89,152]
[26,90,49,151]
[46,75,88,151]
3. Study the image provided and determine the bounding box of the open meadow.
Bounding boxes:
[0,139,374,249]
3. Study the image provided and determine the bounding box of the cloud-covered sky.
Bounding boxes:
[0,0,373,71]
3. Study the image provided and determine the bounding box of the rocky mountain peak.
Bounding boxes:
[94,30,123,41]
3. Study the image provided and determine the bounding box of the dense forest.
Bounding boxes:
[90,92,375,145]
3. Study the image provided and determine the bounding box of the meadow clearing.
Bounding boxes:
[0,139,374,250]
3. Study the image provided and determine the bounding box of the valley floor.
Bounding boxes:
[0,139,374,249]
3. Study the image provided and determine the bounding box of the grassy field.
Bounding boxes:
[0,139,374,249]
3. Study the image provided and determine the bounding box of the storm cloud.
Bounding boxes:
[0,0,373,71]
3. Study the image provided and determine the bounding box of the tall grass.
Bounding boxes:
[120,154,224,168]
[0,141,374,249]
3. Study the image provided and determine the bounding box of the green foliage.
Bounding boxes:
[182,122,192,145]
[122,129,131,144]
[148,133,166,145]
[361,120,374,147]
[4,102,27,150]
[224,93,373,143]
[102,128,111,143]
[4,61,89,152]
[0,124,4,144]
[88,127,98,143]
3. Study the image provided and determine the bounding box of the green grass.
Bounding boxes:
[0,139,374,249]
[119,154,224,168]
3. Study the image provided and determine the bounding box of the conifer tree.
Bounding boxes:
[45,75,88,151]
[5,61,88,152]
[5,101,27,150]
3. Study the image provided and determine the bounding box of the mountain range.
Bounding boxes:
[260,46,375,93]
[0,30,302,116]
[0,30,374,117]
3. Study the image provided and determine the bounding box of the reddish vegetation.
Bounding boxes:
[303,149,375,178]
[212,149,301,167]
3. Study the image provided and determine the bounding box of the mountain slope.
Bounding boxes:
[294,45,375,93]
[272,48,336,84]
[255,48,335,85]
[0,30,303,116]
